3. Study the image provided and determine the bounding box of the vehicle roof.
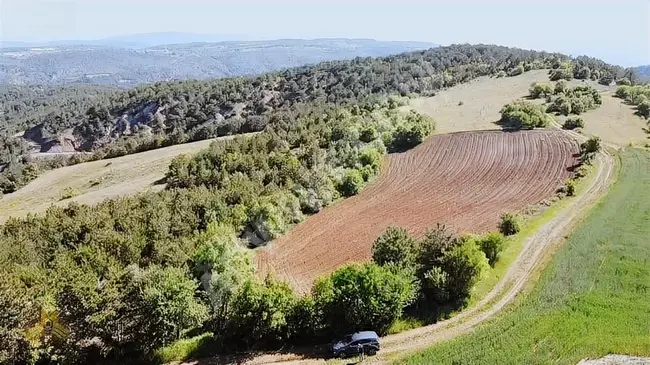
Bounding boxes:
[351,331,379,341]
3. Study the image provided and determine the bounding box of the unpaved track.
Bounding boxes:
[187,128,615,365]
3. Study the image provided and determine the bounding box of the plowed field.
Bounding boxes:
[257,130,580,293]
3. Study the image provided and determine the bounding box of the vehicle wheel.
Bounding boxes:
[339,352,347,359]
[368,349,377,356]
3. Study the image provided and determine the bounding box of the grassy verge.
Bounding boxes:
[395,149,650,365]
[387,160,598,335]
[468,160,597,306]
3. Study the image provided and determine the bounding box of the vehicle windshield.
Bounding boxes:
[343,335,353,343]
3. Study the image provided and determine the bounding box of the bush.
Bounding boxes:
[312,263,417,336]
[60,187,79,200]
[499,100,551,130]
[475,232,506,267]
[563,117,585,130]
[153,333,217,363]
[359,125,378,143]
[554,80,567,95]
[359,148,382,172]
[529,83,553,99]
[566,180,576,197]
[440,239,489,302]
[508,65,524,77]
[372,226,418,268]
[581,136,601,154]
[338,169,364,197]
[498,213,521,236]
[615,85,631,99]
[224,277,297,350]
[616,78,632,86]
[389,112,434,152]
[549,67,573,81]
[548,85,602,116]
[637,100,650,119]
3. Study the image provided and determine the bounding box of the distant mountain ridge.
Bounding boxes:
[0,32,252,49]
[0,37,437,86]
[633,65,650,81]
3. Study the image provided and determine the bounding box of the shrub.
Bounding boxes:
[475,232,506,267]
[372,226,418,268]
[615,85,631,99]
[566,180,576,197]
[563,117,585,130]
[440,239,489,303]
[581,136,601,154]
[389,112,434,152]
[554,80,567,94]
[60,187,79,200]
[499,100,551,130]
[529,83,553,99]
[549,67,573,81]
[338,169,364,197]
[312,263,417,336]
[359,148,382,171]
[547,85,601,116]
[359,125,378,143]
[498,213,521,236]
[153,333,217,363]
[508,65,524,77]
[637,100,650,119]
[224,277,297,350]
[574,66,591,80]
[616,78,632,86]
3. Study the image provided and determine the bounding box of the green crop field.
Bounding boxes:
[395,149,650,365]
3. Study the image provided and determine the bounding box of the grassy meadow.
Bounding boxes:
[395,149,650,364]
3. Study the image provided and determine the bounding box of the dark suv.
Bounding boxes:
[331,331,380,358]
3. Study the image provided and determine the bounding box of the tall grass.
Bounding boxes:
[396,149,650,364]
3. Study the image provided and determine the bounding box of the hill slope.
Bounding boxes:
[0,38,436,86]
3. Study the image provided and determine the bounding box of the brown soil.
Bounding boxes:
[179,127,616,365]
[257,130,580,293]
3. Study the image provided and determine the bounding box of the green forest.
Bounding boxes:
[0,44,628,364]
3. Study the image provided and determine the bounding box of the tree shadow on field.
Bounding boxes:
[492,119,526,132]
[152,176,167,185]
[156,342,331,365]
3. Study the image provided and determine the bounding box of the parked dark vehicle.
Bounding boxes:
[330,331,380,358]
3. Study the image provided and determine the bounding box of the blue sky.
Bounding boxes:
[1,0,648,66]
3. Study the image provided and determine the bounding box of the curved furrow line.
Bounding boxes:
[258,130,578,293]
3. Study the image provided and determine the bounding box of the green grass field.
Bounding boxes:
[395,149,650,365]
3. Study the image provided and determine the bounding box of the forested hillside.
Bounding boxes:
[0,45,625,195]
[0,39,435,86]
[0,44,628,364]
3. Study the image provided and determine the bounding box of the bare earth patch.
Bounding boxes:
[0,135,244,223]
[257,130,579,293]
[577,355,650,365]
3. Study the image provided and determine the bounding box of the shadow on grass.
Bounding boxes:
[492,119,528,132]
[151,334,332,365]
[153,176,167,186]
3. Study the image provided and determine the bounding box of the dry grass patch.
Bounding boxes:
[0,135,243,223]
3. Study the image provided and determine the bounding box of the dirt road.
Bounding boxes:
[181,128,616,365]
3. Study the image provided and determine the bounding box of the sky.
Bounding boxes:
[0,0,649,66]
